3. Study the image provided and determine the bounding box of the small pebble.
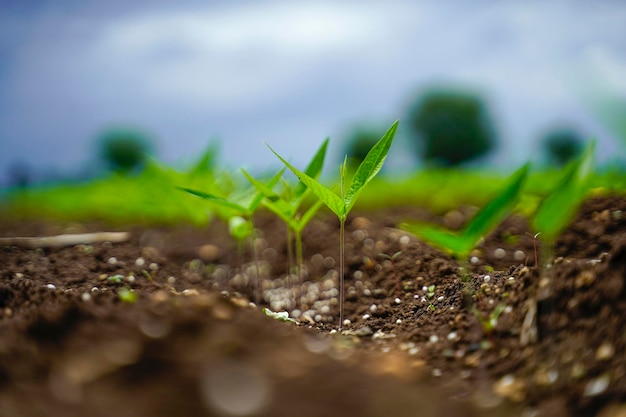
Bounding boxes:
[369,304,377,313]
[596,342,615,361]
[107,257,118,265]
[362,314,371,320]
[395,319,402,324]
[429,334,439,343]
[437,296,444,301]
[494,248,506,259]
[470,256,480,265]
[514,250,526,261]
[394,298,401,304]
[584,374,610,397]
[342,319,351,327]
[149,262,158,271]
[447,331,458,341]
[81,292,91,302]
[483,275,491,283]
[46,284,56,289]
[135,257,145,267]
[432,368,442,377]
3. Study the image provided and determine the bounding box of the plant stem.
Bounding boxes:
[295,228,304,310]
[250,216,261,306]
[339,218,345,330]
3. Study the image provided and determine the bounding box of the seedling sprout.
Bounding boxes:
[179,169,285,304]
[268,120,399,329]
[242,138,329,309]
[402,163,530,272]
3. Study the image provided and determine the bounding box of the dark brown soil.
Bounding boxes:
[1,196,626,417]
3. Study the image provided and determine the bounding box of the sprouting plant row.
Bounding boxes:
[180,122,596,329]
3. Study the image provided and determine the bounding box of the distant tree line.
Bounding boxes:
[344,87,588,169]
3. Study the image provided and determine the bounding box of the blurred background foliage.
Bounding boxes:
[406,89,497,167]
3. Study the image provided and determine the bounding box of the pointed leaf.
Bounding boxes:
[294,199,324,233]
[267,144,345,219]
[462,162,530,245]
[295,137,330,200]
[177,186,247,212]
[344,120,399,213]
[401,222,473,259]
[245,167,285,212]
[533,141,595,242]
[241,168,296,225]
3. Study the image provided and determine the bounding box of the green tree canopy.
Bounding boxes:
[97,128,155,173]
[541,128,584,167]
[406,89,497,166]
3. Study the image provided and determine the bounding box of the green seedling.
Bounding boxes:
[118,288,138,303]
[532,141,595,267]
[426,284,436,298]
[141,269,153,282]
[242,139,329,308]
[106,274,124,284]
[268,120,399,329]
[379,251,402,298]
[473,303,505,335]
[262,307,297,323]
[402,162,530,272]
[179,168,285,305]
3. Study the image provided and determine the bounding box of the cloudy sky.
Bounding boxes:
[1,0,625,185]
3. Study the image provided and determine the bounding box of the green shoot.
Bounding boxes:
[262,307,297,323]
[532,141,595,267]
[241,139,329,310]
[401,162,530,270]
[179,168,285,305]
[118,288,138,304]
[268,120,399,329]
[471,303,506,347]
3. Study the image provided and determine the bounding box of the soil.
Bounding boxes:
[1,195,626,417]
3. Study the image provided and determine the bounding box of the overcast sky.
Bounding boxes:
[1,0,625,185]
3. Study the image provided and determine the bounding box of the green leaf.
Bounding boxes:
[295,199,324,232]
[241,168,297,228]
[401,162,530,260]
[344,120,399,213]
[532,141,595,242]
[177,186,247,212]
[462,162,530,244]
[401,223,473,259]
[262,308,296,323]
[267,144,345,219]
[295,137,329,200]
[229,216,252,241]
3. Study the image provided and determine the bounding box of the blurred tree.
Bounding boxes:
[97,128,154,173]
[7,161,31,188]
[541,128,584,166]
[406,89,496,166]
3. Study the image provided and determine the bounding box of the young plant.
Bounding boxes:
[178,169,284,305]
[531,141,595,267]
[401,162,530,271]
[379,251,402,298]
[471,303,505,341]
[268,120,399,329]
[241,139,329,307]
